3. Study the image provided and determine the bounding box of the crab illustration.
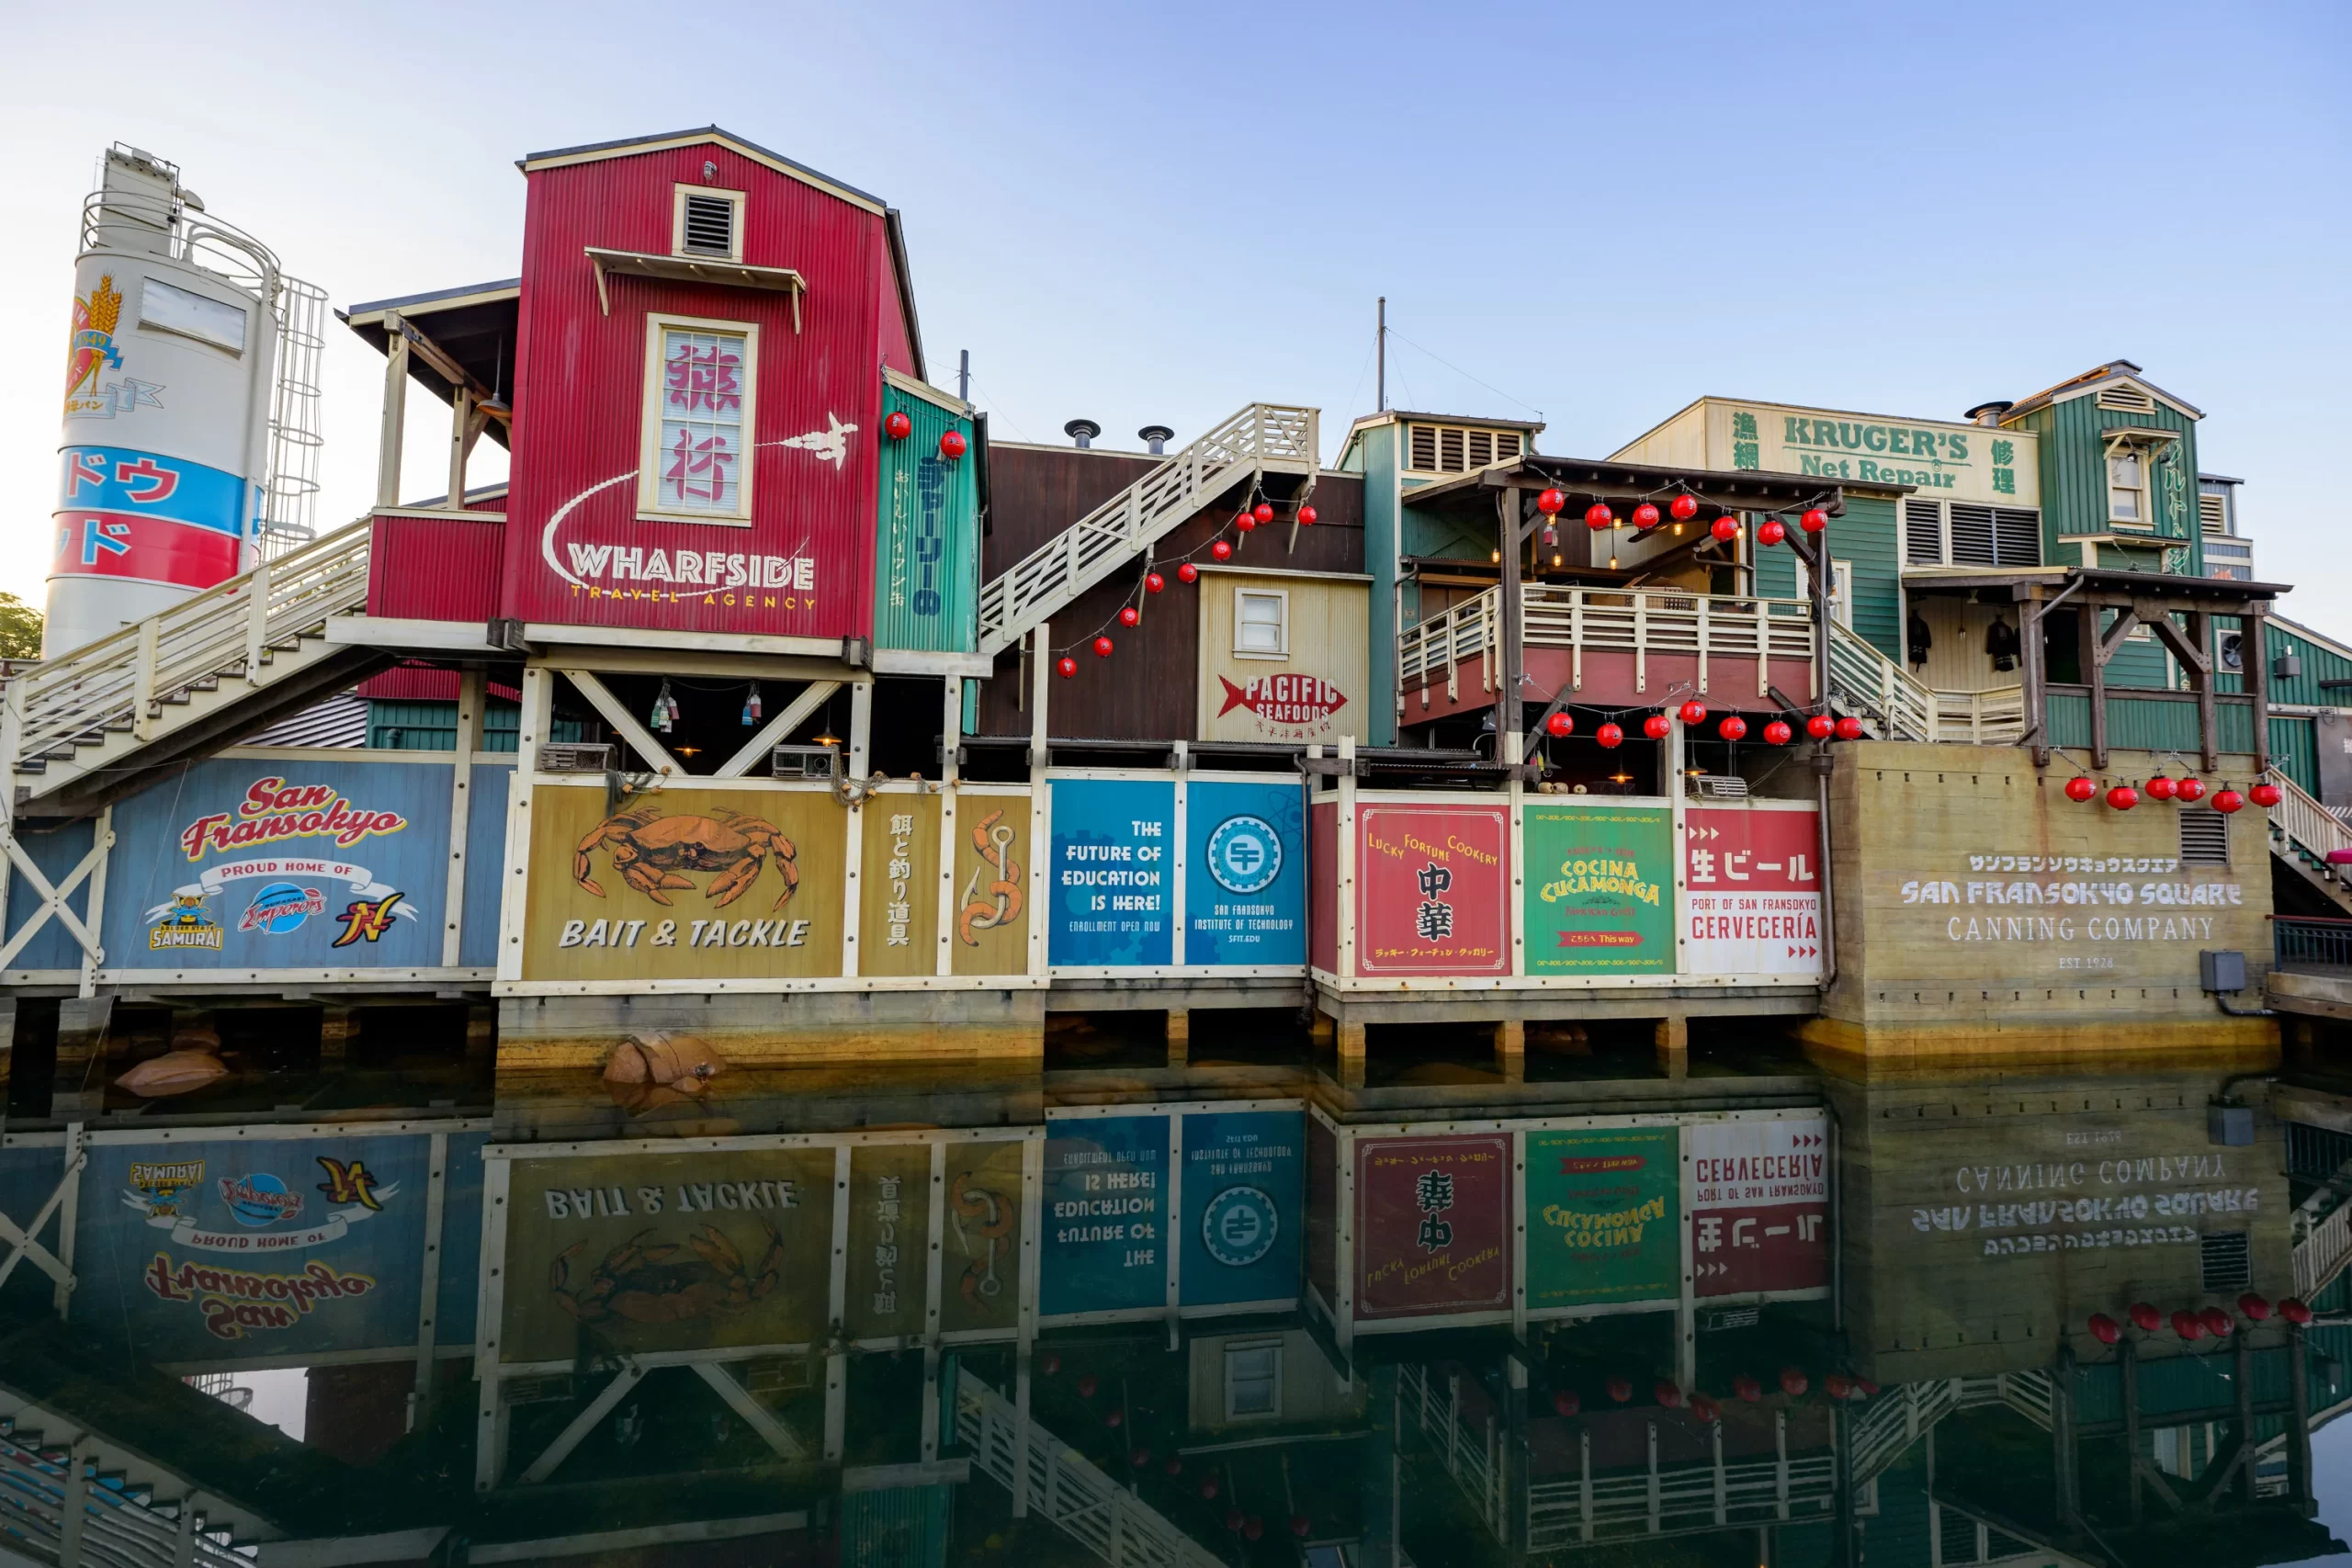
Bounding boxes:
[574,808,799,910]
[549,1217,784,1325]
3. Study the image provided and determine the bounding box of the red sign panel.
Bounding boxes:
[1690,1118,1829,1296]
[1681,807,1824,976]
[1356,805,1509,975]
[1354,1134,1510,1320]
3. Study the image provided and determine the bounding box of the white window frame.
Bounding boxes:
[638,311,760,526]
[1797,558,1854,630]
[1233,587,1290,659]
[672,184,747,263]
[1223,1340,1283,1422]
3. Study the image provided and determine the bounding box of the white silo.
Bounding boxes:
[49,145,324,656]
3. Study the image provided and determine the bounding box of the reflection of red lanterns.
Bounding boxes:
[2106,784,2138,810]
[1632,502,1660,530]
[1252,502,1274,525]
[1679,701,1708,725]
[1670,493,1699,521]
[1597,722,1623,748]
[1807,715,1836,740]
[2130,1302,2163,1332]
[1225,1509,1244,1533]
[1690,1394,1721,1423]
[1243,1517,1264,1542]
[1857,1379,1881,1397]
[1211,539,1233,561]
[2064,776,2098,803]
[884,410,912,440]
[1780,1367,1808,1398]
[1078,1372,1098,1397]
[1200,1477,1219,1500]
[1719,716,1747,741]
[1092,636,1114,658]
[1131,1447,1150,1467]
[2241,1293,2273,1321]
[1118,605,1139,627]
[1653,1381,1683,1409]
[2200,1307,2234,1337]
[1291,1515,1312,1539]
[1552,1389,1580,1416]
[2250,781,2283,807]
[2172,1310,2204,1340]
[2088,1313,2121,1344]
[2175,776,2206,802]
[1545,712,1573,738]
[1537,488,1567,516]
[1043,1354,1061,1376]
[1056,656,1077,679]
[1645,714,1672,740]
[2213,787,2245,814]
[2145,775,2177,801]
[1585,502,1614,531]
[940,429,967,459]
[1105,1407,1124,1427]
[1178,562,1199,584]
[1298,504,1317,526]
[1800,507,1827,533]
[1825,1375,1854,1401]
[1764,720,1792,746]
[1757,518,1787,546]
[1711,516,1739,543]
[1165,1456,1184,1476]
[2282,1297,2314,1325]
[1733,1374,1762,1403]
[1145,571,1165,594]
[1834,716,1865,740]
[1607,1376,1634,1404]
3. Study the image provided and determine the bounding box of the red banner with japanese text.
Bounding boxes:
[1355,805,1509,976]
[1680,807,1824,977]
[1354,1134,1511,1321]
[1690,1117,1830,1297]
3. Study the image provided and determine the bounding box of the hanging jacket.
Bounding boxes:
[1985,615,2020,672]
[1908,612,1933,668]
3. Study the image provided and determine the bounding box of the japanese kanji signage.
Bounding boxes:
[858,792,941,978]
[1354,1134,1510,1321]
[845,1143,932,1340]
[1356,805,1509,976]
[1690,1118,1830,1297]
[1522,1129,1680,1311]
[53,444,249,592]
[1041,1113,1168,1316]
[1521,802,1674,975]
[1681,807,1824,977]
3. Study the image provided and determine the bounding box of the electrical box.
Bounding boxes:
[2199,949,2248,993]
[771,743,842,781]
[2209,1103,2255,1147]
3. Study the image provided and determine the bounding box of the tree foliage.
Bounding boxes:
[0,593,43,660]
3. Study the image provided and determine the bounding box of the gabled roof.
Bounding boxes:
[1347,408,1546,434]
[517,126,886,214]
[2004,359,2203,422]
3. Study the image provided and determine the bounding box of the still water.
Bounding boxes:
[2,1023,2343,1568]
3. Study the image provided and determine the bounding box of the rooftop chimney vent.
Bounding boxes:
[1138,424,1174,456]
[1064,419,1102,449]
[1963,400,2013,428]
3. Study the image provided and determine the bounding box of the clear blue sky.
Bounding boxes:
[2,2,2346,627]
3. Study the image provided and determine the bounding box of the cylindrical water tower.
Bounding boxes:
[49,145,323,657]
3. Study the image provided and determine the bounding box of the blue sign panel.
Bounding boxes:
[3,817,97,973]
[58,445,246,536]
[1185,780,1306,967]
[99,757,455,971]
[1048,778,1174,966]
[1180,1110,1306,1307]
[75,1134,438,1361]
[1041,1113,1169,1316]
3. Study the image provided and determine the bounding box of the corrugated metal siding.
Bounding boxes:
[1831,494,1903,662]
[368,513,505,623]
[356,670,523,703]
[840,1485,951,1568]
[2009,394,2201,572]
[244,693,368,748]
[501,141,888,638]
[874,242,918,378]
[2263,619,2352,706]
[873,382,976,651]
[2272,714,2318,793]
[367,699,526,751]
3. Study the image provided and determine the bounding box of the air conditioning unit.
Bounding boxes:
[771,743,842,780]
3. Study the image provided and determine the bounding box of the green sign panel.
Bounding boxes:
[1524,1128,1679,1311]
[1521,802,1673,974]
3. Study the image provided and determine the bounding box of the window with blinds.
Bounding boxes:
[672,186,746,262]
[1942,504,2042,568]
[2096,383,2155,413]
[2199,492,2228,536]
[1405,423,1524,475]
[1904,499,1943,565]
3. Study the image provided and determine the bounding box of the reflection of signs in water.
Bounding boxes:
[549,1218,783,1325]
[314,1157,386,1211]
[574,808,800,911]
[1201,1185,1279,1268]
[219,1171,305,1227]
[959,810,1023,943]
[127,1160,206,1217]
[949,1169,1014,1303]
[1206,815,1283,895]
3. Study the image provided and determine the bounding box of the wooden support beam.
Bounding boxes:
[1497,488,1525,747]
[2248,605,2273,773]
[693,1360,808,1461]
[2086,611,2110,770]
[377,321,410,509]
[520,1361,646,1484]
[560,670,681,777]
[715,680,841,779]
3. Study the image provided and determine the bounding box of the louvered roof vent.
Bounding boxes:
[681,192,736,257]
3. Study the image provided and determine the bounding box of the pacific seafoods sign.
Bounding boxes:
[101,760,450,971]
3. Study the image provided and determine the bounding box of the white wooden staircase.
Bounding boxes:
[5,520,386,816]
[0,1388,283,1568]
[977,403,1317,658]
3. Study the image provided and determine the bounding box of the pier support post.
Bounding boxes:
[1655,1015,1688,1078]
[1497,1019,1524,1083]
[1337,1016,1367,1089]
[1165,1010,1189,1069]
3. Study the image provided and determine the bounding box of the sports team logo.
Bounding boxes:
[241,882,326,934]
[148,893,223,951]
[122,1154,397,1253]
[1200,1184,1279,1268]
[127,1160,206,1217]
[1205,814,1283,896]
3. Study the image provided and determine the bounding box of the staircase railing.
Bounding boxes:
[1826,622,1935,742]
[6,517,373,787]
[1397,586,1814,705]
[955,1373,1218,1568]
[1398,1363,1507,1538]
[0,1404,270,1568]
[976,404,1317,658]
[2267,768,2352,869]
[2298,1200,2352,1300]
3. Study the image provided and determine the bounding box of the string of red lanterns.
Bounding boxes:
[2060,765,2276,812]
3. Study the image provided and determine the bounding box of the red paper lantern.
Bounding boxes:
[1585,502,1614,531]
[1632,502,1661,530]
[1537,488,1567,516]
[1236,511,1257,533]
[1551,1389,1580,1416]
[1800,507,1827,533]
[1252,502,1274,525]
[1105,1407,1125,1427]
[1043,1354,1061,1376]
[1780,1367,1808,1398]
[1711,516,1739,543]
[1669,494,1699,521]
[1291,1515,1313,1539]
[1056,656,1077,679]
[1545,712,1573,738]
[2250,781,2283,807]
[1825,1374,1854,1401]
[1297,504,1317,526]
[1145,571,1165,594]
[2064,776,2098,803]
[2281,1297,2314,1325]
[2212,787,2245,814]
[2144,775,2177,801]
[1225,1509,1244,1532]
[1857,1379,1881,1397]
[1757,518,1787,546]
[1764,720,1792,746]
[1211,539,1233,561]
[1597,722,1623,748]
[1806,715,1836,740]
[1733,1374,1763,1403]
[1078,1372,1098,1397]
[2172,1310,2205,1340]
[1644,714,1673,740]
[1243,1517,1263,1542]
[2175,776,2206,802]
[884,410,912,440]
[1653,1381,1683,1409]
[2240,1292,2273,1321]
[2201,1307,2234,1337]
[1165,1456,1184,1476]
[1178,562,1199,584]
[1200,1477,1218,1500]
[1118,605,1139,628]
[2106,784,2139,811]
[2088,1313,2121,1344]
[1719,716,1747,741]
[1834,716,1865,741]
[1679,701,1708,725]
[1691,1394,1721,1423]
[1131,1448,1150,1466]
[1092,636,1114,658]
[1607,1376,1634,1404]
[939,429,967,459]
[2129,1302,2163,1332]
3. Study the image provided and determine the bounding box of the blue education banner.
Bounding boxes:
[1179,1110,1305,1308]
[1184,780,1306,967]
[1048,778,1174,966]
[99,758,454,972]
[75,1133,439,1361]
[1041,1113,1169,1316]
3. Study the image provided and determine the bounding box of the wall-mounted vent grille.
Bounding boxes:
[1406,423,1524,475]
[1904,499,1943,565]
[2199,1229,2251,1292]
[2179,810,2231,866]
[2199,493,2228,536]
[682,194,737,256]
[1995,507,2041,566]
[1945,504,2043,568]
[2096,384,2155,413]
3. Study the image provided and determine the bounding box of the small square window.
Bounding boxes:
[1224,1343,1281,1420]
[1235,589,1288,658]
[639,313,759,525]
[672,185,746,263]
[2109,451,2143,524]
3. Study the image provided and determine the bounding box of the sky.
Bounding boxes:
[1,2,2346,629]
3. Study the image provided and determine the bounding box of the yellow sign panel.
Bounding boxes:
[524,783,846,981]
[858,789,942,977]
[951,792,1031,977]
[1614,398,2040,509]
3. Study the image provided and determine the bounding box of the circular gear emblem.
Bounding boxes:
[1201,1184,1279,1268]
[1205,815,1283,895]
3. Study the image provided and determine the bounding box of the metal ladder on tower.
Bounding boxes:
[4,517,384,816]
[976,404,1318,659]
